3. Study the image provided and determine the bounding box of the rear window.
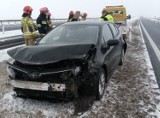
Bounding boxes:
[108,10,123,16]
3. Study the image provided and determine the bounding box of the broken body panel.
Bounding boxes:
[7,43,99,100]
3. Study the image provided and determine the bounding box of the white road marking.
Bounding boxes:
[139,20,160,62]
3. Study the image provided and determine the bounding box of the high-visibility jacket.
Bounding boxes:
[106,14,114,23]
[21,17,37,38]
[99,14,114,23]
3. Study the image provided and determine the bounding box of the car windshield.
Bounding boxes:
[38,25,99,45]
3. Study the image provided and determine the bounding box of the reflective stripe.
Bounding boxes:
[23,31,36,36]
[69,18,72,22]
[42,21,47,24]
[28,20,34,25]
[37,24,41,27]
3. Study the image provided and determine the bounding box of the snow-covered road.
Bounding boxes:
[0,18,160,118]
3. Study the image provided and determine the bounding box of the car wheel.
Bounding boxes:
[119,49,125,66]
[95,69,106,100]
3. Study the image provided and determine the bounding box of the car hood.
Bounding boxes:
[7,43,95,65]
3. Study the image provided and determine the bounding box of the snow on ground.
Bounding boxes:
[0,30,22,38]
[0,45,24,63]
[0,18,160,117]
[0,28,23,62]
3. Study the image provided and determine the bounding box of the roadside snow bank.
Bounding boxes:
[0,30,22,38]
[0,45,24,62]
[1,92,74,117]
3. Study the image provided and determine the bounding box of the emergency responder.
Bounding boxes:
[36,7,51,35]
[82,13,87,21]
[47,12,53,30]
[21,6,37,46]
[99,10,114,23]
[67,11,74,22]
[69,11,81,21]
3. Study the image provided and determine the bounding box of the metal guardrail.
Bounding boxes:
[0,18,68,34]
[0,18,68,26]
[0,18,98,33]
[0,35,24,50]
[0,18,97,26]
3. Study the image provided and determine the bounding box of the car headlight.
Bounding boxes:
[7,66,15,78]
[72,66,81,76]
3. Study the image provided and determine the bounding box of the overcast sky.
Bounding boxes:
[0,0,159,20]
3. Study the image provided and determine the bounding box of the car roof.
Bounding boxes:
[62,21,111,26]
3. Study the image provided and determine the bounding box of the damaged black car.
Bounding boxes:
[6,21,127,101]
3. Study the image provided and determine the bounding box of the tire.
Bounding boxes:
[95,69,106,100]
[119,49,125,66]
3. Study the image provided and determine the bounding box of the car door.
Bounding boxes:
[101,24,117,76]
[108,23,122,67]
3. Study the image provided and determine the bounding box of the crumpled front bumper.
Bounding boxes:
[9,80,66,92]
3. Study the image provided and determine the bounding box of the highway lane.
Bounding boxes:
[140,17,160,87]
[140,17,160,50]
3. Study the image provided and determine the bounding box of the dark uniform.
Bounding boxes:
[36,13,50,35]
[70,18,79,22]
[67,11,74,22]
[69,11,80,22]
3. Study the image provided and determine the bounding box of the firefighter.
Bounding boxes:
[67,11,74,22]
[47,12,53,30]
[69,11,81,22]
[36,7,50,35]
[99,10,114,23]
[21,6,37,46]
[82,13,87,21]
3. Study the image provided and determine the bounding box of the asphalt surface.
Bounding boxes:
[140,17,160,87]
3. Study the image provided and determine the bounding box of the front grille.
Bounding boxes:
[14,69,72,83]
[14,59,83,71]
[9,59,88,83]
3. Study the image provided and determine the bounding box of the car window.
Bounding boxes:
[102,24,113,43]
[39,25,99,45]
[109,24,118,37]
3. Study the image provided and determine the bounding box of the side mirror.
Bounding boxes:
[102,39,119,51]
[127,14,131,19]
[107,39,119,46]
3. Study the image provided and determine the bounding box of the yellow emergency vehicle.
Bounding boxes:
[104,5,131,39]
